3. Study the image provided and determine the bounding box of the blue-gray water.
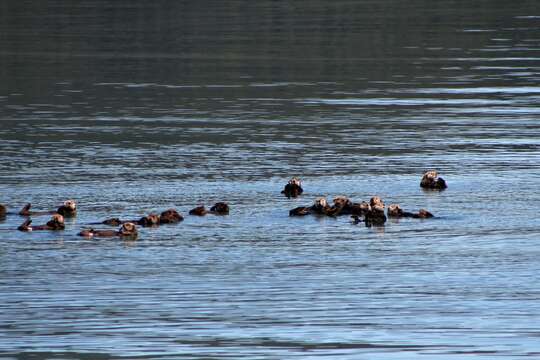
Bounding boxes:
[1,1,540,359]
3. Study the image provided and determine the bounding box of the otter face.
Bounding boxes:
[333,196,350,207]
[370,196,384,209]
[120,222,138,236]
[313,197,328,208]
[289,177,302,186]
[387,204,403,217]
[423,170,438,180]
[64,200,77,211]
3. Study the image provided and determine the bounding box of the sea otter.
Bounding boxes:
[363,196,387,227]
[159,209,184,223]
[101,211,177,227]
[189,206,208,216]
[19,200,77,217]
[281,177,304,198]
[78,222,138,238]
[387,204,434,219]
[0,204,6,220]
[210,202,229,215]
[17,214,65,231]
[420,170,447,190]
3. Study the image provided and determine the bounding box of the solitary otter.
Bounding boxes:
[281,177,304,198]
[19,200,77,217]
[17,214,65,231]
[78,222,138,238]
[387,204,434,219]
[420,170,447,190]
[210,202,229,215]
[189,206,208,216]
[0,204,6,220]
[159,209,184,223]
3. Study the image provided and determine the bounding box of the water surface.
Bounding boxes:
[1,1,540,358]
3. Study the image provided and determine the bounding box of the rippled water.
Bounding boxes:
[1,1,540,359]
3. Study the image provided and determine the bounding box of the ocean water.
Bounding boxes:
[1,1,540,358]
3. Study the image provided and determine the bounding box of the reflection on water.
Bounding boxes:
[1,0,540,358]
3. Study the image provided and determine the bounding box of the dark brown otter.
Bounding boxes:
[310,197,329,215]
[78,222,138,238]
[56,200,77,217]
[210,202,229,215]
[420,170,447,190]
[364,196,387,227]
[387,204,434,219]
[189,206,208,216]
[281,177,304,198]
[0,204,6,220]
[101,211,176,227]
[159,209,184,224]
[19,200,77,217]
[17,214,65,231]
[289,206,311,216]
[137,213,160,227]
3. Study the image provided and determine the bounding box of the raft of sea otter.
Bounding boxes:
[0,170,447,239]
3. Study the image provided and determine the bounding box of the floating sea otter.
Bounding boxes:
[0,204,6,220]
[189,206,208,216]
[387,204,434,219]
[78,222,138,238]
[281,177,304,198]
[189,203,230,216]
[289,197,331,216]
[158,208,184,223]
[209,202,229,215]
[351,196,387,227]
[17,214,65,231]
[102,213,161,227]
[420,170,447,190]
[19,200,77,217]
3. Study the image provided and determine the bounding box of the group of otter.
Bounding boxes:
[0,170,446,239]
[284,170,446,226]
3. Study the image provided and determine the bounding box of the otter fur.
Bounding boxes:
[281,177,304,198]
[420,170,447,190]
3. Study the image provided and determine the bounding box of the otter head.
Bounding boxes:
[387,204,403,217]
[119,222,138,236]
[333,196,351,208]
[63,200,77,211]
[210,202,229,215]
[370,196,384,208]
[160,209,183,223]
[139,214,160,227]
[423,170,438,180]
[289,177,302,187]
[313,197,328,208]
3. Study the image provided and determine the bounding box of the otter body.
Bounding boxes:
[387,204,434,219]
[420,170,447,190]
[210,202,229,215]
[189,206,208,216]
[159,209,184,223]
[0,204,6,220]
[17,214,65,231]
[19,200,77,217]
[79,222,138,238]
[282,178,304,198]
